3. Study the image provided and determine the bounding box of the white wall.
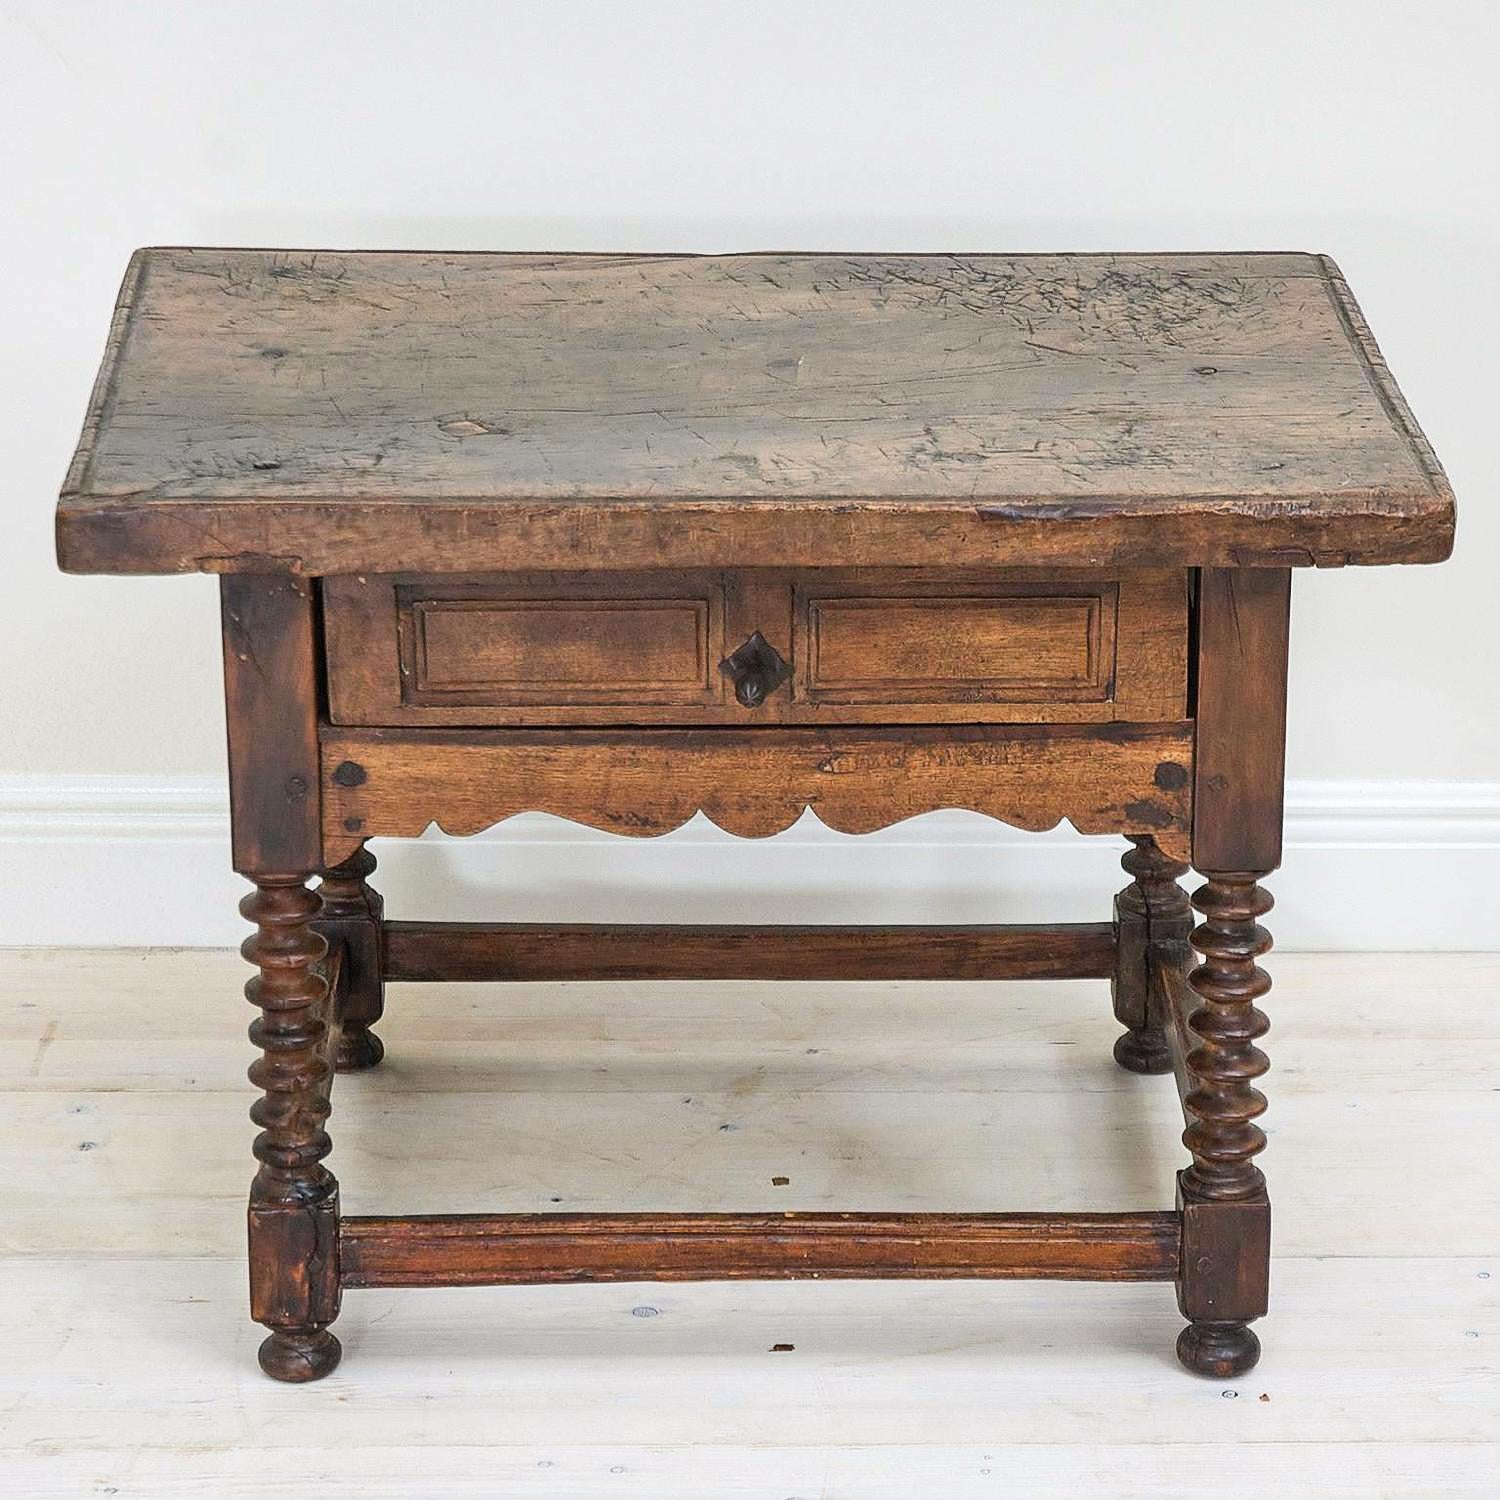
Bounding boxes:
[2,1,1497,944]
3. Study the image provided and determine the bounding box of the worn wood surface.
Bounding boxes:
[382,920,1117,984]
[315,847,386,1071]
[51,248,1450,1390]
[1111,836,1191,1074]
[1156,948,1202,1127]
[1176,571,1287,1374]
[241,878,342,1380]
[325,567,1187,726]
[1154,953,1272,1330]
[1173,867,1275,1377]
[57,250,1455,574]
[339,1211,1181,1287]
[219,575,322,877]
[317,722,1195,867]
[1191,567,1292,873]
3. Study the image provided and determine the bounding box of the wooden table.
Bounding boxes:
[57,250,1455,1384]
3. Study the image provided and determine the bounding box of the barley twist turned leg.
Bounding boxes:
[316,845,387,1072]
[1111,835,1191,1074]
[243,877,342,1382]
[1176,872,1273,1378]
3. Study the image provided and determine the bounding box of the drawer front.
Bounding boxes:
[405,586,719,709]
[796,582,1114,707]
[326,571,733,724]
[324,569,1186,726]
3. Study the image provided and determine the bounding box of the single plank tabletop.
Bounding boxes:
[57,249,1454,575]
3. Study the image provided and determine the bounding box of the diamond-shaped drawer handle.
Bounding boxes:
[719,631,791,709]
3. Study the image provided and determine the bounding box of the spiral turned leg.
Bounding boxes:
[316,846,386,1072]
[1181,876,1272,1203]
[1175,872,1273,1378]
[243,878,342,1382]
[1111,835,1191,1074]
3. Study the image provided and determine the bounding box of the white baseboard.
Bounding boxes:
[2,775,1497,950]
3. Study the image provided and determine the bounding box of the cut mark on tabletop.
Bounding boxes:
[440,416,501,438]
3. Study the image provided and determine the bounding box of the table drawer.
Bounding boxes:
[323,569,1187,726]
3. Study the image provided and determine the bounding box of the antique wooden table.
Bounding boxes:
[57,250,1455,1383]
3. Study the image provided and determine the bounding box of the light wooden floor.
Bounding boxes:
[1,949,1496,1496]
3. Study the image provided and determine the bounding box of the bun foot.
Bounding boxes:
[336,1024,385,1072]
[258,1328,342,1382]
[1112,1029,1172,1075]
[1176,1320,1261,1378]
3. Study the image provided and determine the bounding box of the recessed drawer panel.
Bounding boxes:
[323,568,1186,726]
[800,587,1113,705]
[325,571,731,724]
[408,594,714,705]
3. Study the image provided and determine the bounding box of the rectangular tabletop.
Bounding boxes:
[57,250,1454,574]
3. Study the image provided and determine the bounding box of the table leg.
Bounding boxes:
[243,876,342,1381]
[316,845,386,1071]
[1175,871,1273,1376]
[1112,835,1190,1074]
[221,576,342,1380]
[1174,566,1288,1377]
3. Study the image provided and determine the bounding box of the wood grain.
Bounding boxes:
[56,250,1455,574]
[1178,569,1287,1374]
[314,847,386,1072]
[1191,567,1292,873]
[1175,563,1287,1372]
[1154,949,1273,1331]
[339,1211,1182,1287]
[219,575,321,877]
[317,722,1196,867]
[1111,836,1191,1075]
[787,567,1187,721]
[325,567,1187,726]
[381,920,1118,983]
[240,878,342,1381]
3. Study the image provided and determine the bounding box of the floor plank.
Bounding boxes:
[3,1258,1496,1444]
[9,1444,1500,1500]
[1,948,1496,1494]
